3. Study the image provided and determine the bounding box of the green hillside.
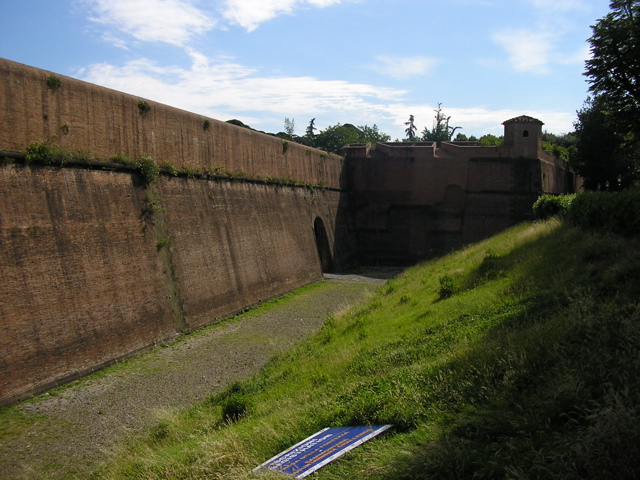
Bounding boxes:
[98,218,640,479]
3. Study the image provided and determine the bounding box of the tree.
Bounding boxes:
[311,123,392,154]
[284,117,296,137]
[576,0,640,189]
[313,123,363,153]
[572,96,637,190]
[405,115,417,141]
[585,0,640,137]
[478,134,503,146]
[421,104,461,146]
[305,118,317,138]
[359,124,391,145]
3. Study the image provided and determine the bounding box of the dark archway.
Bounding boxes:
[313,217,334,273]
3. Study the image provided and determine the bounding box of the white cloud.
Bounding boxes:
[371,55,439,80]
[78,52,406,129]
[220,0,343,32]
[83,0,345,44]
[383,105,576,137]
[78,51,576,138]
[84,0,215,46]
[557,44,591,65]
[492,29,557,73]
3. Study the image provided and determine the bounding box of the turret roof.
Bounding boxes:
[503,115,544,125]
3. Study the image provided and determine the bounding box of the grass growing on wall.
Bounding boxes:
[14,142,335,191]
[95,218,640,479]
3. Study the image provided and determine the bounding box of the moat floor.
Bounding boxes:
[0,271,395,480]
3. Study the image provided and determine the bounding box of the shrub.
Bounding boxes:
[221,393,253,422]
[216,382,255,422]
[137,100,151,115]
[135,155,159,185]
[25,142,66,166]
[46,75,62,91]
[532,193,576,219]
[155,236,170,251]
[566,187,640,236]
[437,274,457,299]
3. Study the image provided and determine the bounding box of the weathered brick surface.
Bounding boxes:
[0,164,350,405]
[0,59,356,405]
[348,148,570,264]
[0,58,343,188]
[0,165,176,404]
[157,178,345,329]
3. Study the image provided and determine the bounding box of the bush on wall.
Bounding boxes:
[135,155,160,185]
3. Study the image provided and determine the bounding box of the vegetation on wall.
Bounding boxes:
[45,75,62,91]
[12,142,335,192]
[137,100,151,115]
[135,155,160,185]
[25,141,67,166]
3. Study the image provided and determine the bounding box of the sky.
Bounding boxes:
[0,0,612,139]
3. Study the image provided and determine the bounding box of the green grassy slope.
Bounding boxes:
[98,219,640,479]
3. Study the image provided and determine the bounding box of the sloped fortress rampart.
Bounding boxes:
[0,58,575,405]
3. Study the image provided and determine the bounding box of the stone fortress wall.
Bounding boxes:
[0,58,575,405]
[0,59,354,406]
[345,116,577,264]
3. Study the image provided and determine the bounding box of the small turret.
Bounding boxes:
[503,115,543,159]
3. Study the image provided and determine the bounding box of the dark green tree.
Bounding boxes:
[573,96,637,190]
[313,123,363,153]
[585,0,640,137]
[312,123,392,153]
[359,124,391,145]
[573,0,640,189]
[305,118,317,138]
[478,134,504,146]
[454,133,468,141]
[405,115,417,140]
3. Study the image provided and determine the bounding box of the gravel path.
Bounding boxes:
[0,272,395,479]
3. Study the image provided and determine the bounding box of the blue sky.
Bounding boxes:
[0,0,611,139]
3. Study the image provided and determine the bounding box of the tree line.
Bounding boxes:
[228,0,639,192]
[227,107,509,155]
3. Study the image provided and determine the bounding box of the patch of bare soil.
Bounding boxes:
[0,272,396,479]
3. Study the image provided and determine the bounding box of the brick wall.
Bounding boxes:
[0,58,355,405]
[348,151,567,264]
[0,58,344,188]
[0,163,352,405]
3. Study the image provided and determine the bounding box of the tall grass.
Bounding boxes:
[97,219,640,479]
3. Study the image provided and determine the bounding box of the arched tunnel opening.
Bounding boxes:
[313,216,334,273]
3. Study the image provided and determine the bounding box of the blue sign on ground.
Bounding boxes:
[253,425,392,478]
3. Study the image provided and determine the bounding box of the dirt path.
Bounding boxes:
[0,272,395,479]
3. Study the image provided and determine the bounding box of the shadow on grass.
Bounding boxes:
[381,223,640,479]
